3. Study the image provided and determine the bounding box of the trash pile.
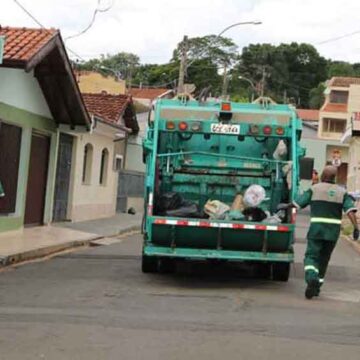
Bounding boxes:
[156,184,287,224]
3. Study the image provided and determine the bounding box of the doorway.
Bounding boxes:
[53,133,73,221]
[24,132,50,226]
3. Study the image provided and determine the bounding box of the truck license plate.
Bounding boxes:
[210,123,240,135]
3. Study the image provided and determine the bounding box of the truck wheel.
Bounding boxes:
[158,258,176,274]
[142,255,158,273]
[255,263,271,279]
[272,263,290,282]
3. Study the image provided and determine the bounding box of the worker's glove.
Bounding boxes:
[353,228,359,241]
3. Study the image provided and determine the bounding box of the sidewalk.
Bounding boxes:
[0,213,142,267]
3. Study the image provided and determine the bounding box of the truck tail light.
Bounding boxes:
[191,122,201,131]
[276,126,284,135]
[166,121,175,130]
[263,125,272,135]
[249,124,259,135]
[221,102,231,112]
[178,121,188,131]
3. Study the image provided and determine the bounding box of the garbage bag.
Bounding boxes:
[263,210,286,224]
[230,194,245,212]
[166,202,201,218]
[204,200,230,220]
[156,192,183,214]
[243,207,267,222]
[273,140,287,160]
[243,185,266,208]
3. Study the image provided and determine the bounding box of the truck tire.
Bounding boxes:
[158,258,176,273]
[272,263,290,282]
[255,263,271,279]
[142,255,158,273]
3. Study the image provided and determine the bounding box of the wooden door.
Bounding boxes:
[24,133,50,226]
[53,133,73,221]
[337,163,348,186]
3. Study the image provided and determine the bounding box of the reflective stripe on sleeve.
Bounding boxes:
[319,278,324,283]
[310,217,341,225]
[304,265,319,273]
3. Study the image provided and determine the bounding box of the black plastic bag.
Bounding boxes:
[165,202,201,218]
[243,207,267,222]
[156,192,183,214]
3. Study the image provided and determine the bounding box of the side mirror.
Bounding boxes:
[299,157,314,180]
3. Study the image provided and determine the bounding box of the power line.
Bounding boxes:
[317,29,360,45]
[65,0,114,41]
[13,0,87,61]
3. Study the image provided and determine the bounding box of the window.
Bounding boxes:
[330,91,348,104]
[82,143,93,184]
[99,148,109,185]
[323,118,346,134]
[113,154,123,171]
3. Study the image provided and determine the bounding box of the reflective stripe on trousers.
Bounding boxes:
[304,265,319,273]
[310,217,341,225]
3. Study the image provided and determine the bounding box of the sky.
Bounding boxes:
[1,0,360,64]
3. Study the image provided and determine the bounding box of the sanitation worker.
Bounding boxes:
[293,165,359,299]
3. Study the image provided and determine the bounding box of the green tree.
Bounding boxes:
[309,83,326,109]
[328,61,355,77]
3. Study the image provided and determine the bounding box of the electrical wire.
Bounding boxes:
[13,0,87,61]
[65,0,114,41]
[316,29,360,45]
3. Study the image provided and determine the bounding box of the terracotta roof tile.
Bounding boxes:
[0,26,57,64]
[322,103,348,113]
[129,88,169,100]
[296,109,319,121]
[330,77,360,87]
[82,93,131,124]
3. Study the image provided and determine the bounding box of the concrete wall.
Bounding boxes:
[0,68,52,118]
[67,131,119,222]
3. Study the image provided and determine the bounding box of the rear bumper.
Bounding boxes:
[144,245,294,263]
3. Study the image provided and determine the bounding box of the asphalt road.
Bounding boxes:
[0,214,360,360]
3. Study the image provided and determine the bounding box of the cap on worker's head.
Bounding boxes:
[321,165,337,182]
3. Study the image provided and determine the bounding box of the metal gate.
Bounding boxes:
[117,170,144,212]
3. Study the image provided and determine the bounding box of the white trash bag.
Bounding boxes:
[204,200,230,220]
[273,140,287,160]
[243,185,266,208]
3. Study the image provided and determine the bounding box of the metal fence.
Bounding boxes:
[117,170,145,213]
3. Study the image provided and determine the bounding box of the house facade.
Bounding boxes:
[0,26,90,233]
[316,77,360,186]
[53,92,138,222]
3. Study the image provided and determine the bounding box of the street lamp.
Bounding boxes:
[97,65,123,81]
[186,20,262,70]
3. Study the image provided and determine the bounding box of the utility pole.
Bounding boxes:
[283,89,287,104]
[127,63,133,94]
[222,62,228,98]
[178,35,188,94]
[260,66,266,97]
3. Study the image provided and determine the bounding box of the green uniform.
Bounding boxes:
[294,181,356,286]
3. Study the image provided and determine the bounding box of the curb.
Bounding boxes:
[0,225,141,268]
[342,235,360,255]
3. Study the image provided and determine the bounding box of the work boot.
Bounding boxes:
[305,279,320,300]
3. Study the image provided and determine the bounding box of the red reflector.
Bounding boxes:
[177,220,188,226]
[232,224,244,229]
[278,226,289,232]
[263,125,272,135]
[255,225,267,231]
[276,127,284,135]
[178,121,188,131]
[154,219,166,225]
[199,221,211,227]
[221,102,231,112]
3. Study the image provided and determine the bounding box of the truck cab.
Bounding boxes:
[142,97,305,281]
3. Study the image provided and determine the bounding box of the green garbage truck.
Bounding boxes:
[142,97,310,281]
